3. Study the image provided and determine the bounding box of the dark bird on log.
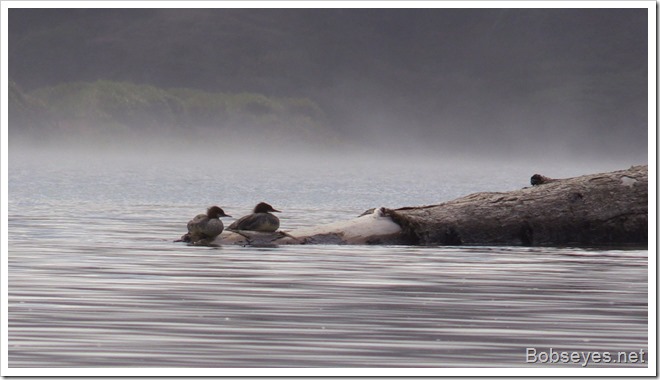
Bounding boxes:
[178,206,231,243]
[531,174,557,186]
[228,202,281,232]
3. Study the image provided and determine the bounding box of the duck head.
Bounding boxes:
[207,206,231,219]
[253,202,281,214]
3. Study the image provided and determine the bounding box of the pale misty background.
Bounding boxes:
[8,8,648,172]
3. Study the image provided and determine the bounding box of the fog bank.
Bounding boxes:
[8,7,650,174]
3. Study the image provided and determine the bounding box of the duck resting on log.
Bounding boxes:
[177,165,647,247]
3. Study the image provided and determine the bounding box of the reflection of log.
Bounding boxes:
[204,165,647,247]
[387,165,648,246]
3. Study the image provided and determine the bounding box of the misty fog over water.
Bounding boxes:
[8,7,649,168]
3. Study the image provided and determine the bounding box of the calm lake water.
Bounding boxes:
[7,150,648,369]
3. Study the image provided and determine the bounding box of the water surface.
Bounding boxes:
[8,152,648,368]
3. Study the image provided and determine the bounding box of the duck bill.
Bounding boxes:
[272,209,281,213]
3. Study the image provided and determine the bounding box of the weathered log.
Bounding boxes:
[387,165,648,246]
[192,165,647,247]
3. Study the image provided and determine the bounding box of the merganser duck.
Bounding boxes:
[228,202,281,232]
[184,206,231,243]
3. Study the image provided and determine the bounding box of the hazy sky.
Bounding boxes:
[8,6,649,163]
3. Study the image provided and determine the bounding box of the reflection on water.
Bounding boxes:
[8,155,648,368]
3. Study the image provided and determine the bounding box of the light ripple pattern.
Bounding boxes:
[8,154,648,367]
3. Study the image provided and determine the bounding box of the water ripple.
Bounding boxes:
[8,160,648,368]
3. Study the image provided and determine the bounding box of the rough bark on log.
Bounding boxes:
[386,165,648,247]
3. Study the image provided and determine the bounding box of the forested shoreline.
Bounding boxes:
[9,79,334,146]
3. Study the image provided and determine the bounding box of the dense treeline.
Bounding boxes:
[9,79,333,146]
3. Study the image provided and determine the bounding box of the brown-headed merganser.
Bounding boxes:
[183,206,231,243]
[228,202,281,232]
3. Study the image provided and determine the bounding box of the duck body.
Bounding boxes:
[228,202,281,232]
[185,206,231,243]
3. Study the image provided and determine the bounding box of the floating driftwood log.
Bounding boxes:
[202,165,647,247]
[388,165,648,247]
